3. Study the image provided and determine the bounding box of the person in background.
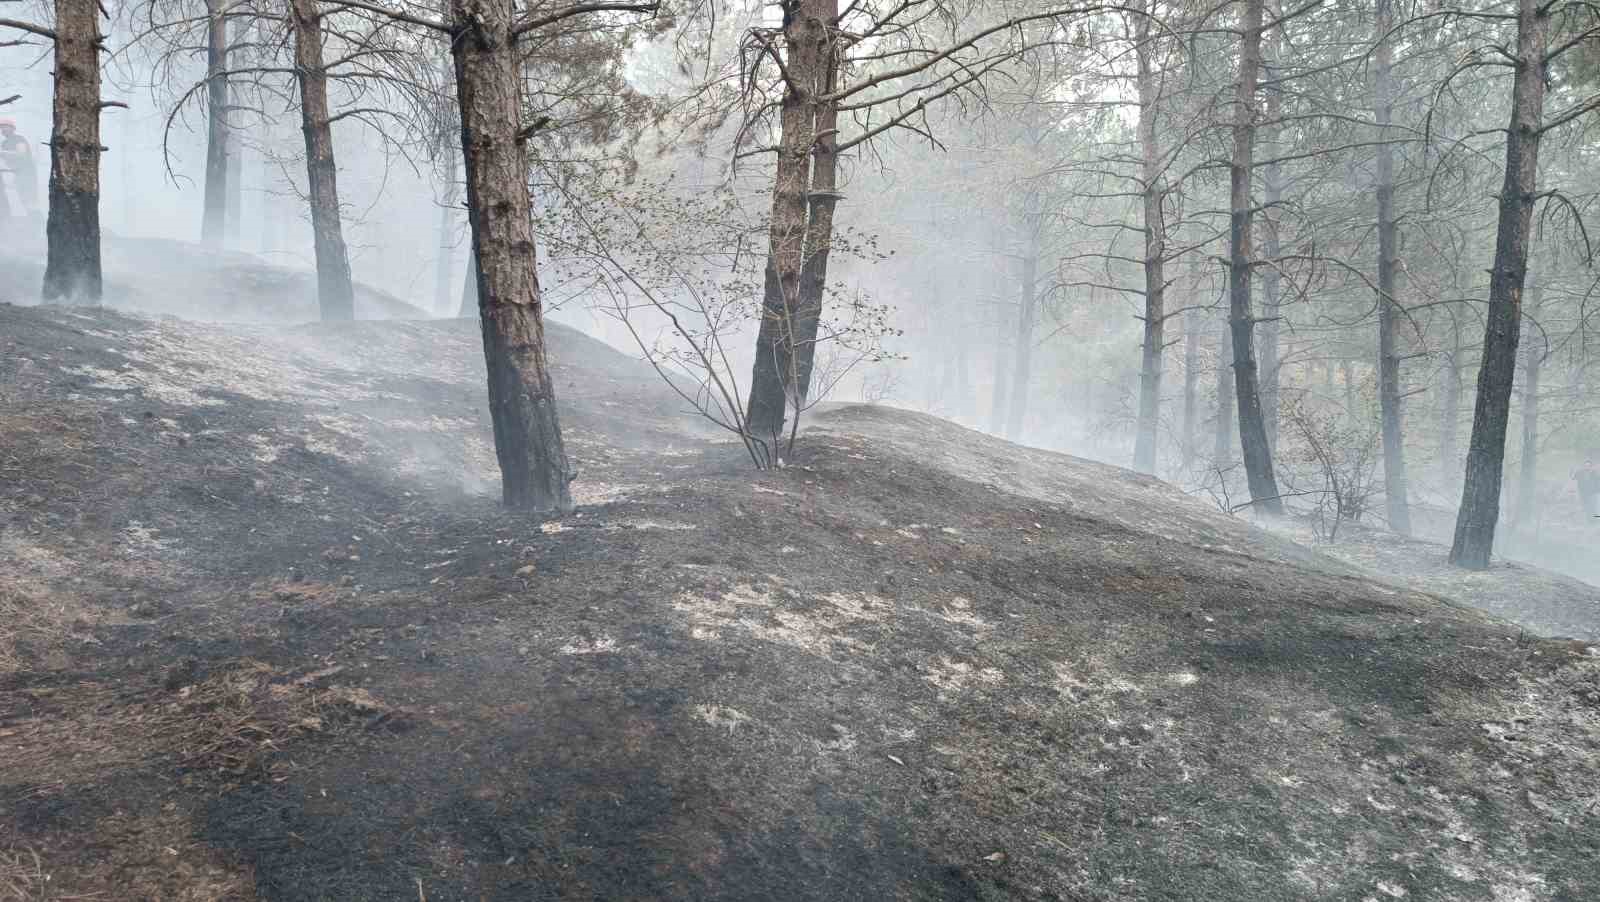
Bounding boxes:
[1571,458,1600,521]
[0,117,38,215]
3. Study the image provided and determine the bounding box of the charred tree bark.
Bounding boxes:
[792,1,839,407]
[1227,0,1283,515]
[1374,0,1412,535]
[41,0,103,304]
[290,0,355,322]
[1132,7,1166,474]
[745,0,826,444]
[1513,275,1542,528]
[201,0,229,248]
[1449,0,1547,569]
[450,0,573,511]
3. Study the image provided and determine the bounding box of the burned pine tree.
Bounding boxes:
[1131,0,1168,475]
[741,3,1114,454]
[1449,0,1549,569]
[1225,0,1283,515]
[200,0,230,248]
[0,0,111,303]
[1372,0,1412,535]
[289,0,356,321]
[744,0,827,446]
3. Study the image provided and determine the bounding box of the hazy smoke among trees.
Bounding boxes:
[6,0,1600,561]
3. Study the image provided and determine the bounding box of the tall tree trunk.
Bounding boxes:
[745,0,826,444]
[1213,314,1234,467]
[41,0,103,303]
[201,0,229,248]
[1005,225,1038,440]
[1513,275,1543,527]
[791,0,839,407]
[1132,5,1166,474]
[450,0,573,511]
[290,0,355,321]
[1374,0,1412,535]
[1227,0,1283,515]
[1450,0,1548,569]
[1182,306,1200,471]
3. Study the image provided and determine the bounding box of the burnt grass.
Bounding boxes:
[2,302,1600,901]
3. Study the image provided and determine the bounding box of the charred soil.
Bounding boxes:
[2,303,1599,901]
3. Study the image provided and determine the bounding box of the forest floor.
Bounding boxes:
[2,301,1600,901]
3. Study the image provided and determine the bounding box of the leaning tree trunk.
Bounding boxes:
[745,0,826,445]
[1449,0,1548,569]
[450,0,573,511]
[1005,225,1039,441]
[201,0,229,248]
[1227,0,1283,515]
[1513,275,1543,527]
[791,0,840,409]
[1374,0,1412,535]
[290,0,355,321]
[1132,6,1166,475]
[41,0,103,303]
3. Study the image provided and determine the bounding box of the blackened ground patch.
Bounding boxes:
[2,304,1599,901]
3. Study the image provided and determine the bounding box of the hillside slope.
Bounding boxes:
[2,303,1599,902]
[0,233,427,319]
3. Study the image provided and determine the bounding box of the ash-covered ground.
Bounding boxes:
[3,300,1600,901]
